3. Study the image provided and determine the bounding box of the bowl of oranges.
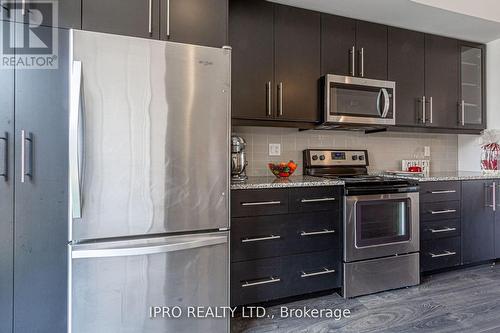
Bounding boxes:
[268,161,297,178]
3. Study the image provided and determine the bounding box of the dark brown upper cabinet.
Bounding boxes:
[355,21,388,80]
[2,0,81,29]
[230,0,274,120]
[388,27,425,127]
[274,4,320,122]
[230,1,320,124]
[424,34,459,128]
[161,0,228,47]
[458,42,486,130]
[320,14,356,76]
[321,15,387,80]
[83,0,160,39]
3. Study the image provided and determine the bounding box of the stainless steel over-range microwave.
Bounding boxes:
[320,74,396,127]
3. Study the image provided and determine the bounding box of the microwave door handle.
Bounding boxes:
[376,89,383,116]
[380,88,390,118]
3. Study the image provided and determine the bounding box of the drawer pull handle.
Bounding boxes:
[430,190,456,194]
[300,229,335,236]
[241,276,281,288]
[241,235,281,243]
[300,267,336,278]
[428,227,457,233]
[429,250,456,258]
[300,197,336,203]
[429,209,456,215]
[241,200,281,206]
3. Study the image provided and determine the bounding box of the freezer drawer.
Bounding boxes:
[71,232,229,333]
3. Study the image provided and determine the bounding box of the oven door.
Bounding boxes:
[344,192,419,262]
[324,75,395,126]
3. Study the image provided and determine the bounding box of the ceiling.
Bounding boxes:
[268,0,500,43]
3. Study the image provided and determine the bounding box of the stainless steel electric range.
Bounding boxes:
[303,149,420,298]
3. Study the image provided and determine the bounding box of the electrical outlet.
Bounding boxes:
[269,143,281,156]
[424,146,431,157]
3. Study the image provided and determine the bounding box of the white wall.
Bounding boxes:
[458,38,500,171]
[410,0,500,23]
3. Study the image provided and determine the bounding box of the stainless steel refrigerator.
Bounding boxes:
[68,30,231,333]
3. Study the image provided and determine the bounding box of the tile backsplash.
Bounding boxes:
[232,126,458,177]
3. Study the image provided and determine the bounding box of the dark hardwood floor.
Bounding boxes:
[232,263,500,332]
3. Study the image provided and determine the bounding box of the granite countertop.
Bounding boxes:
[384,171,500,182]
[230,175,344,190]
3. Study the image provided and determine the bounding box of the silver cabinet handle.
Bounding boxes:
[300,267,336,278]
[0,133,7,181]
[166,0,170,37]
[241,200,281,206]
[429,209,456,215]
[460,100,465,126]
[349,46,355,76]
[70,61,83,219]
[148,0,152,34]
[430,190,456,194]
[428,227,456,233]
[421,96,426,124]
[300,197,336,203]
[494,182,497,212]
[359,47,364,77]
[278,82,283,117]
[429,250,456,258]
[242,277,280,288]
[241,235,281,243]
[429,96,433,124]
[266,81,272,117]
[21,0,25,15]
[300,229,335,236]
[20,130,33,183]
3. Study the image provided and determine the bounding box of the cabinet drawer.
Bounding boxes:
[231,256,289,306]
[231,211,340,262]
[420,181,460,203]
[231,189,288,217]
[289,186,341,213]
[289,250,341,295]
[420,201,460,221]
[420,219,460,241]
[421,237,461,272]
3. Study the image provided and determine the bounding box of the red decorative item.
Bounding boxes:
[481,142,500,172]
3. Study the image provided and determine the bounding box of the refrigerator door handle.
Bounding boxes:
[70,60,83,219]
[71,234,228,259]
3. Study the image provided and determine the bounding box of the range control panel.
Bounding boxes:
[305,149,368,167]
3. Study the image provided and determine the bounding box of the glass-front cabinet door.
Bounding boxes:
[459,44,485,129]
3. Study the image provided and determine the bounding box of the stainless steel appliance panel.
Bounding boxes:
[344,192,419,262]
[343,252,420,298]
[70,31,230,240]
[71,232,229,333]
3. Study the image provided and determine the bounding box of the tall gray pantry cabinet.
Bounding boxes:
[0,23,69,333]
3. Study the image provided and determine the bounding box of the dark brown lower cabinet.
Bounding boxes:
[230,186,342,306]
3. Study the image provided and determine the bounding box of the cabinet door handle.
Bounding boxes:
[148,0,153,35]
[460,100,465,126]
[300,197,336,203]
[429,209,456,215]
[241,276,280,288]
[429,96,433,124]
[421,96,426,124]
[266,81,272,117]
[20,130,33,183]
[300,229,335,236]
[241,235,281,243]
[349,46,355,76]
[241,200,281,206]
[359,47,364,77]
[21,0,25,15]
[166,0,170,37]
[494,182,497,212]
[429,190,456,194]
[0,133,7,181]
[300,267,336,278]
[429,250,456,258]
[428,227,456,233]
[278,82,283,117]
